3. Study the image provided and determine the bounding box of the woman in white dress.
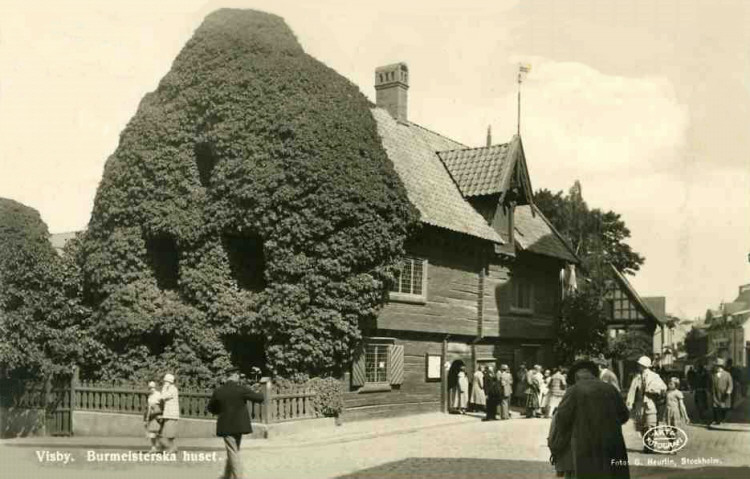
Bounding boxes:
[470,366,486,412]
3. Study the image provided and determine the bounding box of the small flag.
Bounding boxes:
[518,63,532,83]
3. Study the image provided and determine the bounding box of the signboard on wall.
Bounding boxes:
[426,354,441,381]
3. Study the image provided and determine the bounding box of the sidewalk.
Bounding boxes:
[0,411,480,451]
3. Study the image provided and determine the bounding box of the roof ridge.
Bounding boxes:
[437,142,511,155]
[405,120,467,149]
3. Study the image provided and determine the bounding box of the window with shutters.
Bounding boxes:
[351,338,404,392]
[366,344,389,383]
[389,256,427,303]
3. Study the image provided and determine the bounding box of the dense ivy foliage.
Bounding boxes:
[0,199,102,379]
[81,9,419,383]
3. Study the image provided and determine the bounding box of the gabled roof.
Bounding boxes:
[609,264,663,325]
[514,204,579,263]
[437,136,534,205]
[371,108,503,244]
[642,297,667,323]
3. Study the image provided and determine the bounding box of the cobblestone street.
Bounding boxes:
[2,407,749,479]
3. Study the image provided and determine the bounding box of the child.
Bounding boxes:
[665,377,689,427]
[143,381,162,452]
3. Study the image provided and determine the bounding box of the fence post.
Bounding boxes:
[70,366,79,436]
[44,375,52,436]
[262,378,272,424]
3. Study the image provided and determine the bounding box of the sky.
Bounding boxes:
[1,0,748,320]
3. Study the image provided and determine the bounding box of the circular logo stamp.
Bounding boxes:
[643,425,688,454]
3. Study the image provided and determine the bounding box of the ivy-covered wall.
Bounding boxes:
[81,9,419,384]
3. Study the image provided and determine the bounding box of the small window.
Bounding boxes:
[145,236,179,290]
[365,343,389,383]
[389,256,427,303]
[194,143,217,187]
[511,278,533,313]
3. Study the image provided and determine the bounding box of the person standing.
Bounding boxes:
[483,365,500,421]
[207,370,265,479]
[159,373,180,453]
[709,358,733,427]
[456,366,469,414]
[143,381,162,452]
[665,378,689,427]
[470,366,486,412]
[545,368,566,418]
[514,364,528,407]
[525,365,543,418]
[498,364,514,420]
[693,363,709,422]
[549,360,630,479]
[597,358,621,392]
[626,356,667,448]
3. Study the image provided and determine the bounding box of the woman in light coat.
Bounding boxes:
[470,366,486,411]
[455,366,469,414]
[159,373,180,453]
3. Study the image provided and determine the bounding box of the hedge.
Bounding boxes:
[81,9,419,384]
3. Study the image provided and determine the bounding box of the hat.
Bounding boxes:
[715,358,725,367]
[636,356,652,368]
[148,381,157,388]
[566,360,599,386]
[163,373,175,383]
[500,364,509,371]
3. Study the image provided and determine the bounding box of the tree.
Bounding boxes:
[608,330,653,362]
[0,198,102,380]
[535,181,644,284]
[554,288,609,365]
[80,9,419,384]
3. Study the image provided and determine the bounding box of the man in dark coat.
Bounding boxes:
[552,360,630,479]
[483,365,500,421]
[709,358,733,426]
[207,371,265,479]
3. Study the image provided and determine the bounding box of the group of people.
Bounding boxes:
[686,357,736,427]
[144,369,265,479]
[452,364,513,420]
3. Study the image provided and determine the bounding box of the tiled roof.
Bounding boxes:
[513,205,578,262]
[371,108,503,244]
[437,143,513,197]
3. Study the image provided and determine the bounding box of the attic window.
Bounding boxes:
[223,233,266,291]
[195,143,216,187]
[145,236,179,290]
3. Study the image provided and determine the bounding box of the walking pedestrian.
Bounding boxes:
[545,368,566,418]
[159,373,180,453]
[143,381,162,452]
[207,370,265,479]
[540,369,551,415]
[483,365,500,421]
[549,360,630,479]
[626,356,666,450]
[469,365,486,412]
[709,358,733,427]
[498,364,513,420]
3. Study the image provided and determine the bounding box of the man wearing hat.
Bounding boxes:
[160,373,180,453]
[709,358,733,427]
[549,360,630,479]
[207,370,265,479]
[626,356,667,444]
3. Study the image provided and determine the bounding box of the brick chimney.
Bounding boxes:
[375,62,409,122]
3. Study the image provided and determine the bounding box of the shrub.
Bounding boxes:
[81,9,419,382]
[307,377,344,418]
